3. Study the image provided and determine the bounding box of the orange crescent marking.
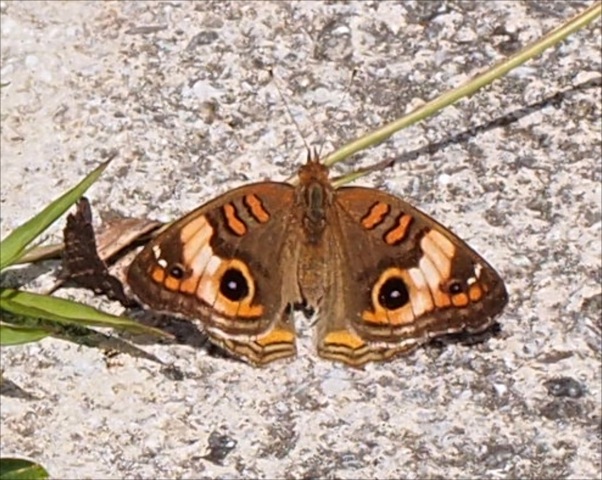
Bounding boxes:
[452,293,469,307]
[433,291,452,308]
[164,275,181,292]
[469,284,483,301]
[384,305,415,325]
[361,202,390,229]
[234,303,264,317]
[244,194,270,223]
[223,204,247,236]
[256,328,295,347]
[323,330,365,350]
[180,275,200,295]
[384,214,413,245]
[151,267,165,284]
[362,305,415,326]
[362,309,386,324]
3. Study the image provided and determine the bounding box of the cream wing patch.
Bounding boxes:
[407,267,435,315]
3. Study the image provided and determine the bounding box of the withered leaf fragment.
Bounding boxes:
[62,197,137,308]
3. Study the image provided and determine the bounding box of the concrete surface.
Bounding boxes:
[1,1,600,479]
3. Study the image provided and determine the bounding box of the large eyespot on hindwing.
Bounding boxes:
[362,267,422,329]
[360,230,490,332]
[219,266,249,302]
[378,275,410,310]
[201,257,263,318]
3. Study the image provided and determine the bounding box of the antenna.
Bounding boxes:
[316,68,358,160]
[270,68,358,160]
[269,69,310,154]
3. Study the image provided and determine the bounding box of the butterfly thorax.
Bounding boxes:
[296,161,334,244]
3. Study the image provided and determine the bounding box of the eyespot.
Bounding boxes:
[446,279,466,294]
[220,267,249,301]
[168,263,186,279]
[377,276,410,310]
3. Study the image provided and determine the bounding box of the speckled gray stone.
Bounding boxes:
[1,1,600,479]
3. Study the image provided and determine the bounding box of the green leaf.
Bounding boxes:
[0,160,111,271]
[0,315,165,364]
[0,289,171,339]
[0,323,52,346]
[0,458,49,480]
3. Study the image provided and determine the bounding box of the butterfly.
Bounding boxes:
[126,152,508,367]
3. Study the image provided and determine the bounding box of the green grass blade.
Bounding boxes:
[0,289,170,338]
[0,160,111,271]
[323,2,602,168]
[0,458,49,480]
[0,323,52,346]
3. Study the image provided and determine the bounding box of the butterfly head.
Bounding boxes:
[295,152,334,242]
